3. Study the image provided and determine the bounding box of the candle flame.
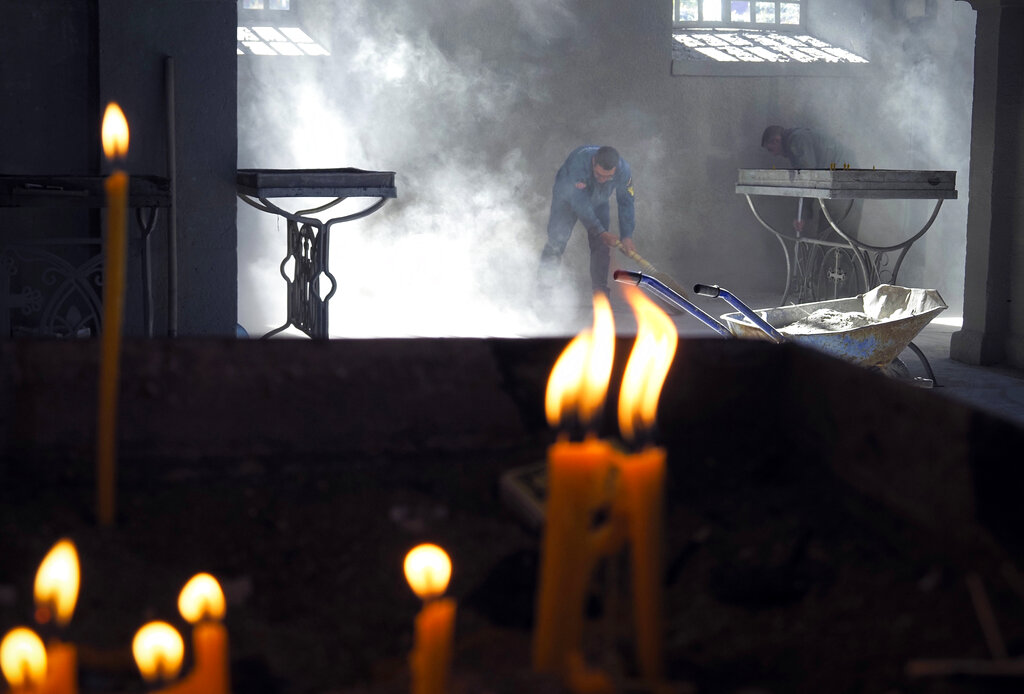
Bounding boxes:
[404,544,452,600]
[33,539,80,627]
[132,621,184,683]
[544,292,615,430]
[0,628,47,691]
[101,102,130,161]
[618,286,678,443]
[178,573,226,623]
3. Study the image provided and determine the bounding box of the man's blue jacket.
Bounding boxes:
[552,146,636,239]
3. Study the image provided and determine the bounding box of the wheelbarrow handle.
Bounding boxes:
[695,283,786,344]
[613,270,732,338]
[693,284,721,298]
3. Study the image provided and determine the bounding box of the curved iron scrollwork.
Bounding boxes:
[264,220,329,339]
[240,195,387,339]
[1,245,103,338]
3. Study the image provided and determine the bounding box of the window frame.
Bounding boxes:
[673,0,806,32]
[238,0,296,22]
[237,0,332,57]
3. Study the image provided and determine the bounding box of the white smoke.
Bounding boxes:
[844,2,974,313]
[237,0,584,337]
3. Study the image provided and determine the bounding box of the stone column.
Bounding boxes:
[950,0,1024,365]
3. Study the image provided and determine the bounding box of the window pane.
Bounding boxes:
[755,2,776,23]
[731,1,751,21]
[780,2,801,24]
[702,0,722,22]
[268,0,290,9]
[241,0,264,8]
[677,0,698,21]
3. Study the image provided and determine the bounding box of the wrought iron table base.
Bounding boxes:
[237,194,389,339]
[743,194,946,305]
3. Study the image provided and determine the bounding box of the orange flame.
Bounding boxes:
[544,292,615,431]
[101,103,129,161]
[0,628,47,691]
[404,544,452,600]
[33,539,79,627]
[132,621,184,683]
[618,286,678,443]
[178,573,226,623]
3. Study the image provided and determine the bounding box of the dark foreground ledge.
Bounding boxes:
[2,337,1024,694]
[1,336,1021,552]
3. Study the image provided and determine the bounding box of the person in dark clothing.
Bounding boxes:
[761,125,857,237]
[538,145,636,296]
[762,125,849,172]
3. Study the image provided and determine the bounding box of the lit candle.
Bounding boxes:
[532,293,621,693]
[1,628,47,694]
[132,621,185,684]
[614,285,677,682]
[167,573,231,694]
[138,575,230,694]
[130,574,230,694]
[404,543,456,694]
[33,540,80,694]
[97,101,130,527]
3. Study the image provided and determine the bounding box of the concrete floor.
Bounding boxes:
[907,317,1024,427]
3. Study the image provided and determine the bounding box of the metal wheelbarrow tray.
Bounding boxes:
[718,285,947,369]
[613,270,947,382]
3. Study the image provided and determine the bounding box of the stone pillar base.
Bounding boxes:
[950,327,1006,366]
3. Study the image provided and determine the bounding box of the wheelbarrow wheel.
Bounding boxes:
[812,246,862,301]
[879,354,936,388]
[880,357,911,380]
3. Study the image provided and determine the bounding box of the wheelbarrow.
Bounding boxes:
[613,270,947,386]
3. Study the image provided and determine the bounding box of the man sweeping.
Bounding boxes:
[537,145,636,297]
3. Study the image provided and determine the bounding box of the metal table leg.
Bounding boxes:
[743,194,862,305]
[238,194,390,339]
[819,198,944,286]
[135,206,162,338]
[743,194,797,303]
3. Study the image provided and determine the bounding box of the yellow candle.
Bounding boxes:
[614,285,678,682]
[97,102,130,528]
[410,598,455,694]
[186,621,229,694]
[532,436,617,678]
[169,573,230,694]
[404,544,456,694]
[617,447,666,680]
[33,540,80,694]
[565,650,616,694]
[533,293,621,691]
[38,642,76,694]
[134,584,229,694]
[1,628,48,694]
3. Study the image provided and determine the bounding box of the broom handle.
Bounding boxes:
[613,240,657,272]
[612,241,690,300]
